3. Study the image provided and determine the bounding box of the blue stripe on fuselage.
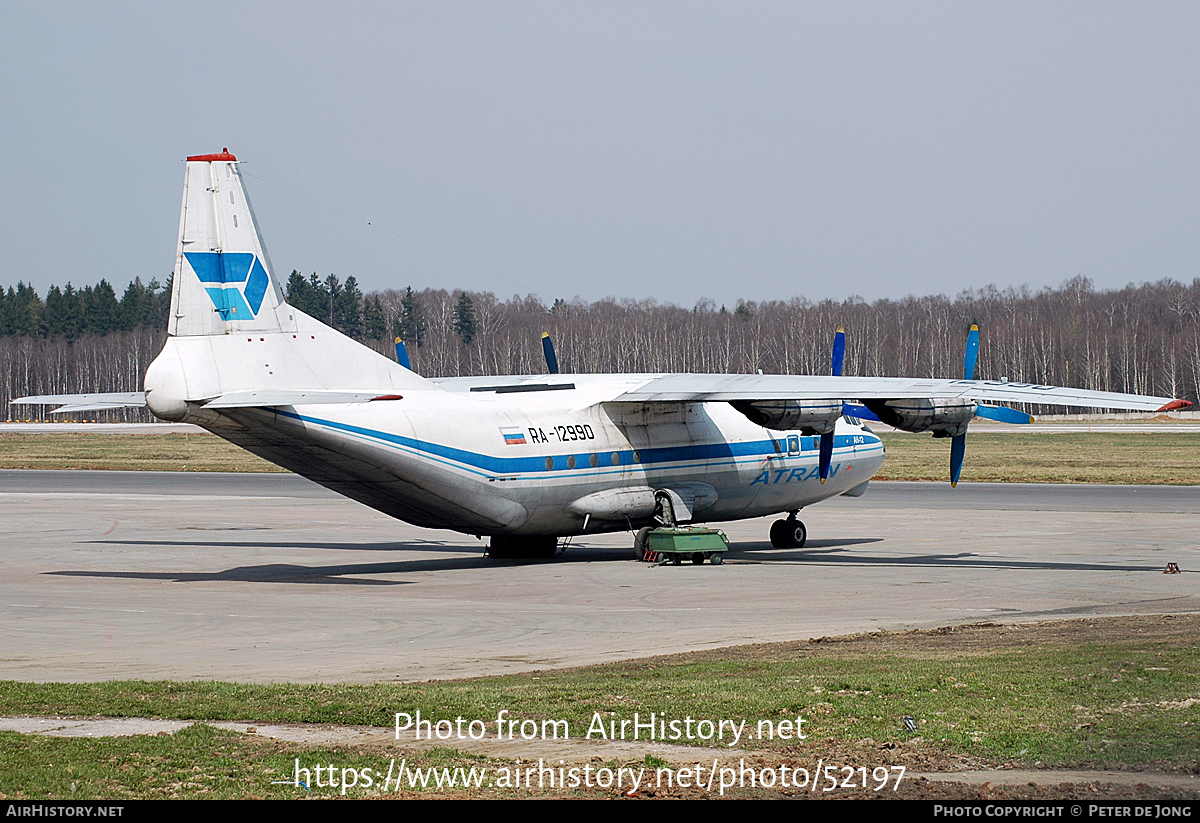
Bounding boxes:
[274,408,881,478]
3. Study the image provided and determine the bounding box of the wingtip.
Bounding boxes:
[1155,399,1193,412]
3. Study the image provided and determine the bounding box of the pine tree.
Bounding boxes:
[400,286,425,347]
[86,280,121,335]
[323,274,342,327]
[453,292,477,345]
[119,277,153,330]
[151,275,171,330]
[337,275,364,338]
[363,295,388,340]
[285,270,311,311]
[3,282,43,336]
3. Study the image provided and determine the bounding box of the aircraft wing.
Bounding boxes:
[612,374,1184,412]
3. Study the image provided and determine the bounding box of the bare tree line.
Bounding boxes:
[372,276,1200,400]
[4,275,1198,421]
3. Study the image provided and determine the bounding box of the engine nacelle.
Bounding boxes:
[862,398,976,438]
[730,399,842,434]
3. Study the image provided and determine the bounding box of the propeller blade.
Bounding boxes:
[975,404,1034,424]
[841,403,881,422]
[818,431,834,484]
[394,337,412,370]
[948,324,983,487]
[950,432,967,487]
[542,332,559,374]
[963,323,980,380]
[831,326,846,377]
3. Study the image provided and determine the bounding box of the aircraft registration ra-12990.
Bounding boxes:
[15,151,1194,558]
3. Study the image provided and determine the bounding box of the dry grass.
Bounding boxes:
[0,432,282,472]
[0,430,1196,484]
[877,431,1200,485]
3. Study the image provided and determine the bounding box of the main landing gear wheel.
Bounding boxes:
[487,535,558,559]
[634,527,653,561]
[769,518,807,549]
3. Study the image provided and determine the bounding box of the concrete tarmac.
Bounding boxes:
[1,470,1196,683]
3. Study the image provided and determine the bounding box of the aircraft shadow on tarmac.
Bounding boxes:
[734,538,884,559]
[733,543,1167,573]
[45,535,1167,585]
[87,538,476,554]
[50,561,432,585]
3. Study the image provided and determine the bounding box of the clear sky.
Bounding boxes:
[2,2,1197,307]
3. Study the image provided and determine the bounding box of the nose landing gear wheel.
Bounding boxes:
[769,518,807,548]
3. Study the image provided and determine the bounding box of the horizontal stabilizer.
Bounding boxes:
[201,390,405,408]
[12,393,148,413]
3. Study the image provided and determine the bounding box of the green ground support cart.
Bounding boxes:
[644,526,728,566]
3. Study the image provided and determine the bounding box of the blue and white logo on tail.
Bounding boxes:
[185,252,271,320]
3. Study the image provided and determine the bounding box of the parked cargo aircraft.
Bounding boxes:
[14,151,1192,557]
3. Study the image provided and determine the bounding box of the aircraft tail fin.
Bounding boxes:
[169,150,290,336]
[144,151,429,420]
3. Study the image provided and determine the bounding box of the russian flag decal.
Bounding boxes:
[501,428,527,446]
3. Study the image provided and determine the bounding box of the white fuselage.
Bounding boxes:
[196,372,885,537]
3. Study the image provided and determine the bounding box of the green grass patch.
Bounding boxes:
[0,725,506,799]
[2,618,1197,796]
